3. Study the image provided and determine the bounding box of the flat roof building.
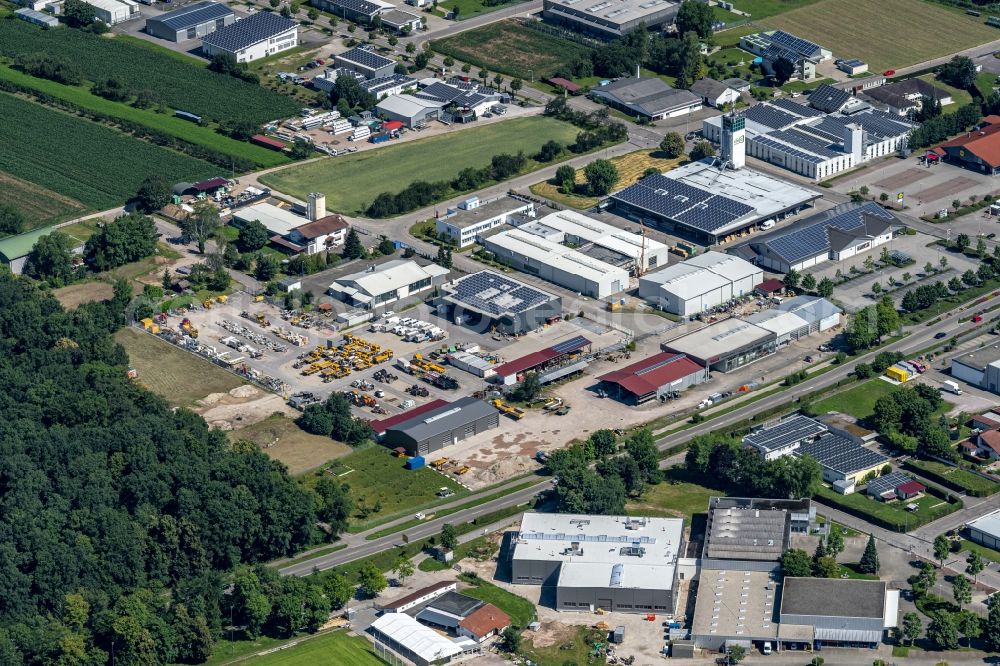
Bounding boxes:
[744,414,828,461]
[233,202,307,236]
[776,296,843,333]
[639,251,763,317]
[382,396,500,456]
[511,512,684,614]
[691,568,781,651]
[612,161,820,245]
[370,613,480,666]
[378,580,457,613]
[967,508,1000,551]
[797,432,889,485]
[590,76,702,120]
[542,0,679,38]
[329,259,449,310]
[201,12,297,63]
[335,45,398,79]
[952,342,1000,393]
[435,195,535,247]
[597,351,706,404]
[779,578,898,648]
[310,0,391,24]
[661,318,776,372]
[702,497,814,569]
[145,1,234,42]
[15,6,59,26]
[435,270,562,334]
[745,309,811,347]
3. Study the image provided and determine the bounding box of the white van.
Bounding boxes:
[762,642,772,655]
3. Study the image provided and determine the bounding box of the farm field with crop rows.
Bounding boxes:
[0,93,215,220]
[0,21,299,125]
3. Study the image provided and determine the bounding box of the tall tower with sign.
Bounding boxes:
[721,111,746,169]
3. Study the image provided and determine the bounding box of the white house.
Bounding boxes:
[329,259,450,309]
[200,12,297,63]
[689,78,746,108]
[287,215,350,255]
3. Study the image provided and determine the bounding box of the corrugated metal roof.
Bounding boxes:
[368,399,448,435]
[388,397,498,441]
[598,351,702,397]
[494,335,591,377]
[201,12,296,52]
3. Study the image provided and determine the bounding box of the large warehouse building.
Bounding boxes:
[145,1,234,42]
[967,509,1000,550]
[511,512,684,614]
[200,12,297,63]
[611,160,820,245]
[435,196,535,247]
[434,270,562,334]
[484,210,668,298]
[702,497,814,566]
[661,318,776,372]
[779,578,898,649]
[639,251,763,317]
[590,77,702,120]
[382,396,500,456]
[736,201,900,273]
[542,0,679,39]
[329,259,450,310]
[951,342,1000,393]
[702,100,914,182]
[597,351,706,404]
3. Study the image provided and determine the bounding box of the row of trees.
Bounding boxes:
[685,434,823,499]
[298,392,375,445]
[869,382,956,459]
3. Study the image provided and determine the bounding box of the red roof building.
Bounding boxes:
[895,480,925,499]
[251,134,288,151]
[192,177,228,192]
[755,278,785,296]
[937,117,1000,174]
[598,351,706,404]
[368,399,448,437]
[382,120,405,131]
[493,335,591,385]
[547,77,581,93]
[457,603,510,642]
[975,430,1000,460]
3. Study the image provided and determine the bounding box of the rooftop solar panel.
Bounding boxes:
[744,415,827,452]
[769,30,822,58]
[797,434,889,474]
[757,201,893,264]
[770,97,824,118]
[552,335,591,354]
[773,127,840,157]
[744,104,800,130]
[156,1,232,30]
[449,271,554,316]
[866,471,911,496]
[675,204,739,232]
[337,46,396,70]
[201,12,296,51]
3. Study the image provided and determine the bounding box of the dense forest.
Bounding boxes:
[0,273,345,664]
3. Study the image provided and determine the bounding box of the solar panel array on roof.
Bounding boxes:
[744,103,800,130]
[770,127,840,158]
[744,414,827,453]
[552,335,590,354]
[760,201,892,263]
[338,46,395,70]
[450,271,553,315]
[797,434,889,474]
[156,1,231,30]
[201,12,295,51]
[769,30,822,58]
[417,81,466,102]
[611,174,754,233]
[866,471,911,497]
[770,97,824,118]
[756,136,827,165]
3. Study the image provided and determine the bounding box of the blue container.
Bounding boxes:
[405,456,425,470]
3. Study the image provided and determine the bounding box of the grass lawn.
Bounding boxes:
[714,24,760,49]
[625,467,725,523]
[458,573,536,628]
[523,626,607,666]
[918,73,972,109]
[730,0,821,19]
[765,0,1000,71]
[809,378,897,420]
[114,327,246,406]
[53,282,115,309]
[904,459,1000,497]
[261,117,581,215]
[431,19,593,81]
[978,70,998,98]
[815,484,960,531]
[0,65,289,169]
[209,630,380,666]
[960,538,1000,563]
[230,414,352,475]
[839,561,879,580]
[530,149,683,209]
[307,446,467,529]
[439,0,531,20]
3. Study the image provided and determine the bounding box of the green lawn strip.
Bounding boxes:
[903,459,1000,497]
[977,70,997,98]
[261,117,582,215]
[364,480,538,540]
[203,629,381,666]
[839,561,879,580]
[904,277,1000,323]
[523,626,606,665]
[815,484,961,532]
[458,572,536,628]
[418,504,533,572]
[0,64,289,169]
[276,543,348,569]
[918,73,972,109]
[960,538,1000,563]
[809,378,897,420]
[439,0,531,20]
[625,467,726,522]
[729,0,821,19]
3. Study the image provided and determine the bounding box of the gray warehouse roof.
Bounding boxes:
[388,396,499,441]
[796,433,888,474]
[704,503,788,560]
[201,12,295,51]
[591,77,700,118]
[337,46,396,70]
[743,414,827,454]
[780,578,886,619]
[952,342,1000,373]
[150,0,232,30]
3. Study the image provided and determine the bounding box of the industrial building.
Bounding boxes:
[691,574,897,652]
[376,94,445,128]
[690,77,748,108]
[745,309,812,347]
[233,202,308,237]
[542,0,679,39]
[382,396,500,456]
[510,512,684,614]
[493,335,592,386]
[335,46,398,79]
[736,201,900,273]
[702,497,814,567]
[702,101,914,182]
[744,414,828,460]
[379,7,422,32]
[951,342,1000,392]
[740,30,831,81]
[967,509,1000,550]
[434,270,562,334]
[200,12,297,63]
[484,210,668,299]
[83,0,140,24]
[370,613,480,666]
[797,432,889,486]
[776,296,842,332]
[590,77,702,120]
[415,592,510,643]
[639,251,763,317]
[597,351,706,404]
[611,159,820,244]
[310,0,389,24]
[329,259,450,310]
[145,1,234,42]
[434,196,535,247]
[14,7,59,26]
[369,399,448,439]
[935,115,1000,175]
[0,228,84,275]
[661,318,776,372]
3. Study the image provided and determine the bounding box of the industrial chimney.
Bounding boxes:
[307,192,326,222]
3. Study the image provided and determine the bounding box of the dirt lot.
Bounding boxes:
[53,282,114,309]
[229,413,351,474]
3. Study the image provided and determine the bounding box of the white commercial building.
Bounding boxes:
[435,195,535,247]
[329,259,449,310]
[639,251,763,317]
[511,512,685,614]
[967,509,1000,551]
[84,0,139,24]
[200,12,297,63]
[233,202,307,237]
[951,343,1000,393]
[369,613,479,666]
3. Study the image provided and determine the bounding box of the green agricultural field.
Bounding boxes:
[765,0,1000,70]
[0,65,289,169]
[729,0,820,18]
[262,117,580,214]
[0,21,298,124]
[223,630,381,666]
[0,92,215,222]
[432,20,593,81]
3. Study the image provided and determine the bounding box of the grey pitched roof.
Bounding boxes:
[722,77,750,90]
[809,83,852,114]
[201,12,295,51]
[886,78,950,101]
[690,78,730,100]
[388,396,499,441]
[755,201,896,264]
[592,77,700,117]
[151,0,232,30]
[415,81,466,103]
[337,46,396,70]
[864,86,916,110]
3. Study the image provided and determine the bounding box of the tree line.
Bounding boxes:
[684,434,823,499]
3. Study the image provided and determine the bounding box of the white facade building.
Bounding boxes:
[639,251,762,317]
[435,196,535,247]
[329,259,450,309]
[200,12,297,63]
[84,0,139,24]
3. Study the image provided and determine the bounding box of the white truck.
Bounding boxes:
[941,380,963,395]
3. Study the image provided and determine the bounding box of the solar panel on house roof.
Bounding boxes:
[770,30,821,57]
[450,271,553,316]
[201,12,295,51]
[755,136,826,165]
[866,471,911,497]
[338,46,395,70]
[744,104,800,130]
[772,127,840,157]
[770,98,824,118]
[796,434,889,473]
[744,415,827,453]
